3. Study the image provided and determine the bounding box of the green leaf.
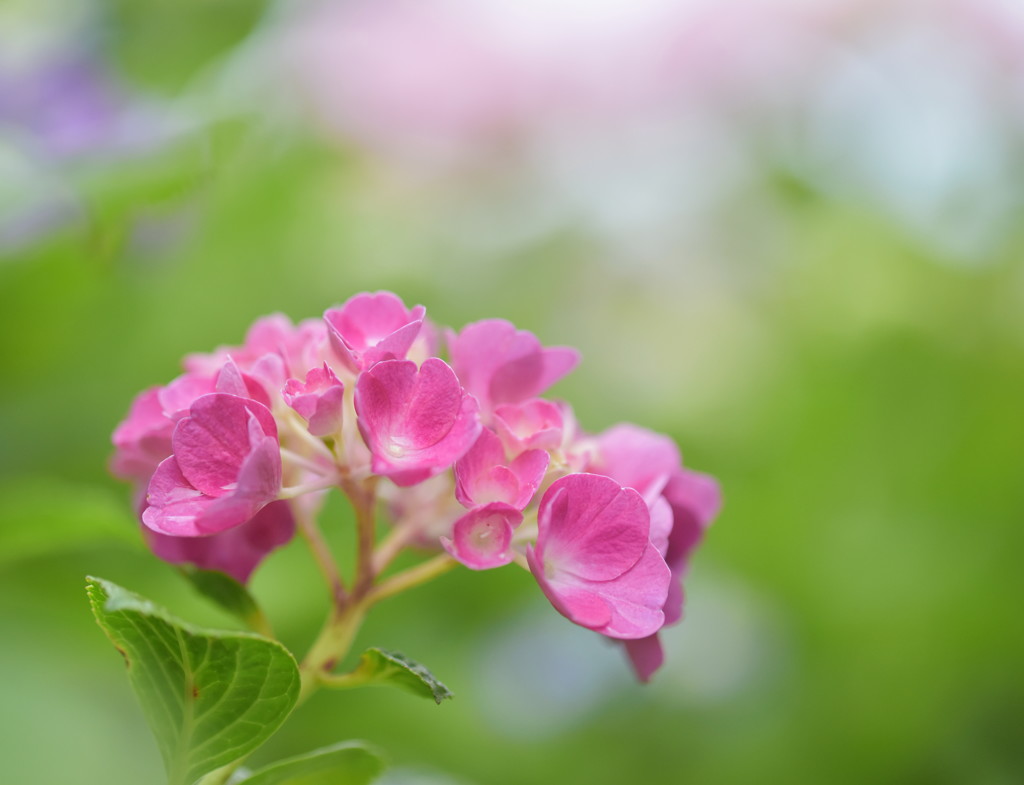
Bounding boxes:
[0,477,141,564]
[328,648,453,705]
[239,741,384,785]
[178,567,272,637]
[86,576,300,785]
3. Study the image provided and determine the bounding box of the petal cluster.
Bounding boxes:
[111,290,719,681]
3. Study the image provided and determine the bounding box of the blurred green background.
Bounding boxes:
[1,0,1022,783]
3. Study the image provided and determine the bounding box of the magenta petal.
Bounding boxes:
[355,358,480,486]
[507,449,549,508]
[215,358,274,410]
[405,359,463,445]
[589,544,670,639]
[233,432,283,502]
[283,363,345,437]
[441,503,520,570]
[449,319,580,414]
[662,576,684,627]
[158,372,215,419]
[111,387,174,481]
[145,500,296,583]
[455,429,547,509]
[648,495,673,559]
[493,398,564,454]
[527,545,613,630]
[172,394,277,497]
[537,474,650,581]
[663,468,722,571]
[142,457,212,537]
[489,345,580,409]
[623,634,665,683]
[592,424,681,504]
[325,291,425,371]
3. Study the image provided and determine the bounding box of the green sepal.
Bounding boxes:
[87,576,300,785]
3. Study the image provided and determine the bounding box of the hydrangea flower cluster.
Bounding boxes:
[112,292,720,681]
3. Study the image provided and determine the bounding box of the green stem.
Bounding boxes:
[365,553,458,607]
[297,509,348,607]
[343,477,378,596]
[298,600,368,705]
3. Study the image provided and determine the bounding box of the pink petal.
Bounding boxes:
[592,423,681,504]
[158,372,215,419]
[324,291,425,371]
[663,468,721,572]
[587,544,670,639]
[648,495,673,558]
[622,634,665,683]
[111,387,173,481]
[489,345,579,409]
[441,503,521,570]
[449,319,580,413]
[214,358,274,410]
[493,398,564,454]
[355,358,480,486]
[454,429,546,509]
[171,394,277,498]
[405,358,463,446]
[283,363,345,437]
[536,473,650,581]
[527,544,612,630]
[142,457,212,536]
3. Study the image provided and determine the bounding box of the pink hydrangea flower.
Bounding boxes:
[144,500,296,583]
[440,502,522,570]
[111,292,720,671]
[448,319,579,416]
[283,363,346,437]
[454,428,549,510]
[526,473,670,640]
[355,357,480,486]
[142,393,282,537]
[325,291,427,372]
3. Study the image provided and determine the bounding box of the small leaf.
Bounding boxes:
[87,576,300,785]
[331,648,453,705]
[239,741,384,785]
[178,567,272,636]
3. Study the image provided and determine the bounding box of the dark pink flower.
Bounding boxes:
[441,502,522,570]
[144,500,296,583]
[283,363,346,437]
[448,319,579,416]
[142,393,282,537]
[325,291,426,372]
[355,358,480,486]
[454,428,548,510]
[527,473,670,640]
